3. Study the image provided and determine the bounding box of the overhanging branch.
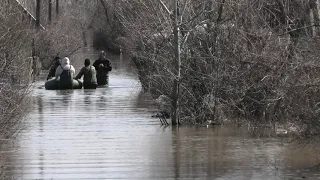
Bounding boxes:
[157,0,172,16]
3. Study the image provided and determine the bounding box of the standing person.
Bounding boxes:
[55,57,75,89]
[75,59,98,89]
[93,51,112,85]
[46,56,60,80]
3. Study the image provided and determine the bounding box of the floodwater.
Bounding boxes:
[1,49,320,179]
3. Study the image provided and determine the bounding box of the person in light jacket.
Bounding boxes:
[55,57,75,89]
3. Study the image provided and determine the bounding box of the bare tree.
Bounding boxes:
[34,0,99,68]
[48,0,52,24]
[108,0,320,137]
[64,0,99,46]
[0,0,35,147]
[36,0,41,27]
[56,0,59,16]
[310,0,320,36]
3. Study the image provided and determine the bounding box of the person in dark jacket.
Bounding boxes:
[93,51,112,85]
[46,56,60,80]
[75,59,98,89]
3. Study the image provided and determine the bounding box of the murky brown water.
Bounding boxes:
[1,49,320,179]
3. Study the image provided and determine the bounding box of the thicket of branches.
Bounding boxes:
[31,0,99,68]
[0,0,98,144]
[5,0,320,141]
[102,0,320,137]
[0,0,35,145]
[87,0,125,51]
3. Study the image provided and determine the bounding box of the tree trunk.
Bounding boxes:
[82,30,88,47]
[56,0,59,16]
[100,0,110,24]
[32,39,36,57]
[36,0,41,28]
[171,0,181,125]
[310,0,320,36]
[172,126,180,177]
[48,0,52,24]
[276,0,297,60]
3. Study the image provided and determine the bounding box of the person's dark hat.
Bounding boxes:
[99,51,107,59]
[54,56,60,66]
[84,59,90,66]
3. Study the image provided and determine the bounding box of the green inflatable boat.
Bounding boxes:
[45,78,83,90]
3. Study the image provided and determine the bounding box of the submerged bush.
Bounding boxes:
[110,0,320,139]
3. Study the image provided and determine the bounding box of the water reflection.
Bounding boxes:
[169,127,320,180]
[37,96,44,133]
[36,96,45,179]
[0,49,319,179]
[83,90,96,110]
[172,126,180,179]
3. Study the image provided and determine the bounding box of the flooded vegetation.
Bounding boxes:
[2,0,320,179]
[0,50,319,179]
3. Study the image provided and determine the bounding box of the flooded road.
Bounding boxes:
[1,49,320,179]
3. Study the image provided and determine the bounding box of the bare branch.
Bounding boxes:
[156,0,172,16]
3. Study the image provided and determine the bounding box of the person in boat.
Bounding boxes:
[55,57,75,89]
[93,51,112,85]
[74,59,98,89]
[46,56,60,80]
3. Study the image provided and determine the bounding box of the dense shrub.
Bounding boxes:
[0,0,35,144]
[110,0,320,138]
